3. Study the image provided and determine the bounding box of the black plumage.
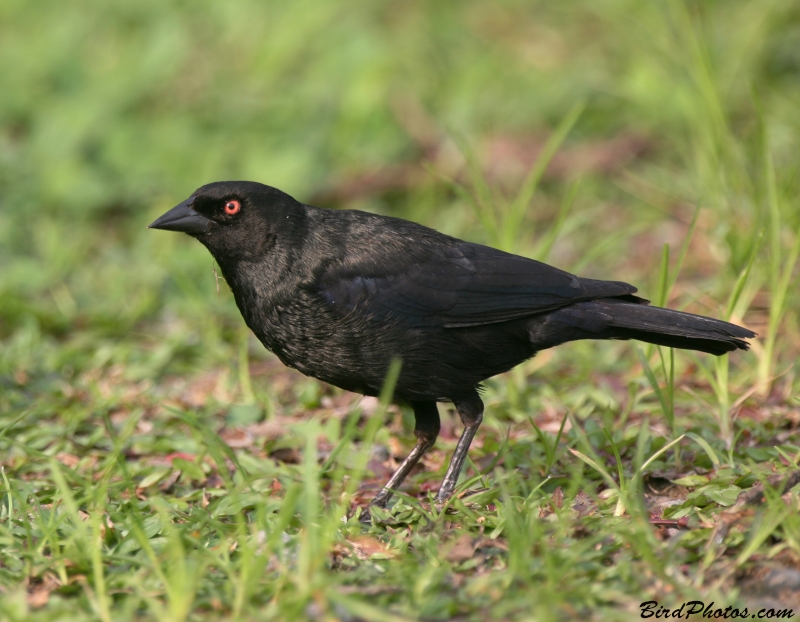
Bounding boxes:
[150,181,755,508]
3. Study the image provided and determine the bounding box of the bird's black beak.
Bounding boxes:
[148,198,213,234]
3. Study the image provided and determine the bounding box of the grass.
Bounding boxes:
[2,0,800,619]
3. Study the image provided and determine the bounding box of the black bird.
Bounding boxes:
[150,181,754,508]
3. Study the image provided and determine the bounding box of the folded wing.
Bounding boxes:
[318,241,641,328]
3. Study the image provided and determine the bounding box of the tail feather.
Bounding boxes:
[603,299,755,356]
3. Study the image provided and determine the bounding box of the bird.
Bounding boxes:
[149,180,755,509]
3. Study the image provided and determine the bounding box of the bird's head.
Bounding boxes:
[149,181,303,262]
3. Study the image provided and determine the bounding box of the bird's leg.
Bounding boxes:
[436,393,484,505]
[371,401,440,508]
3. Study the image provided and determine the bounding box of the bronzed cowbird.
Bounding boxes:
[150,181,754,507]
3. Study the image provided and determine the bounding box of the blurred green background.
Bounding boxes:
[2,0,800,618]
[2,0,798,366]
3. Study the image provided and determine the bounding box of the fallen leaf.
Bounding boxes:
[219,427,252,449]
[445,534,476,563]
[270,448,302,464]
[56,453,81,468]
[26,573,61,609]
[348,535,396,560]
[572,491,597,518]
[552,486,564,510]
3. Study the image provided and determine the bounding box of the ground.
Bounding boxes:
[1,1,800,620]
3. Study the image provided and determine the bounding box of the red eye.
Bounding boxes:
[224,200,241,215]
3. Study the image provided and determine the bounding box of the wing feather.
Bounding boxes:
[318,242,638,328]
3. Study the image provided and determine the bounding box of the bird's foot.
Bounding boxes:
[359,503,392,526]
[358,507,373,525]
[433,487,492,512]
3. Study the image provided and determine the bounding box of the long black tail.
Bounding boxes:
[534,298,755,356]
[600,299,755,355]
